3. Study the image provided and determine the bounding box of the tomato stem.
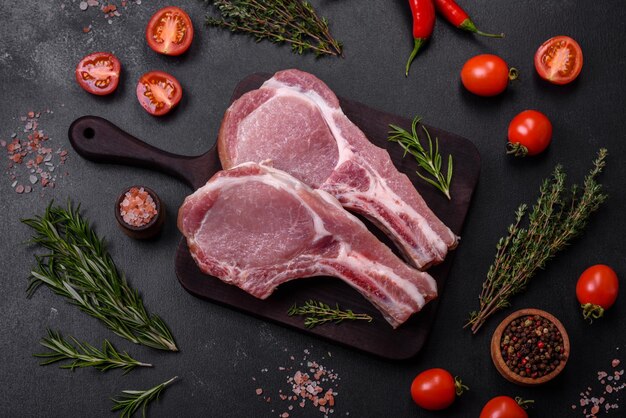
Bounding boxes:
[581,303,605,322]
[454,376,469,396]
[506,142,528,157]
[515,397,535,409]
[508,67,519,82]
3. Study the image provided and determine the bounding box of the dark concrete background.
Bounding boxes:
[1,1,625,417]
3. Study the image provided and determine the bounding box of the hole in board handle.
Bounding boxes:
[83,127,95,139]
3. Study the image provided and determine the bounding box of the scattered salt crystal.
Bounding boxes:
[256,388,263,396]
[15,185,24,194]
[87,0,98,6]
[11,180,17,188]
[79,1,88,11]
[29,175,38,184]
[24,185,32,193]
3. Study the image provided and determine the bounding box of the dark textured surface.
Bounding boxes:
[1,1,625,417]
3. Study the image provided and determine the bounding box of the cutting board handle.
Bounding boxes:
[68,115,214,188]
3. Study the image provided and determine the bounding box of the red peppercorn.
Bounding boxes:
[538,341,545,349]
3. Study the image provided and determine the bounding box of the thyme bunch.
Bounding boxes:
[467,149,608,334]
[35,329,151,374]
[23,203,178,351]
[111,376,178,418]
[204,0,343,57]
[388,117,454,199]
[288,300,373,328]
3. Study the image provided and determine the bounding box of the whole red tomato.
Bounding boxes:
[461,54,517,97]
[507,110,553,157]
[480,396,530,418]
[576,264,619,320]
[410,368,466,411]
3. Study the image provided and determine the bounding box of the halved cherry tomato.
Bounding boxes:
[461,54,517,97]
[535,36,583,85]
[146,6,194,56]
[479,396,531,418]
[507,110,552,157]
[576,264,619,321]
[136,71,182,116]
[410,368,467,411]
[75,52,121,96]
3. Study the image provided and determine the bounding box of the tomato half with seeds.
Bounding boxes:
[136,71,182,116]
[146,6,194,56]
[576,264,619,321]
[535,36,583,85]
[75,52,121,95]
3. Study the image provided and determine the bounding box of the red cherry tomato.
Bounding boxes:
[146,6,194,56]
[576,264,619,320]
[75,52,121,96]
[136,71,183,116]
[535,36,583,85]
[461,54,516,97]
[507,110,553,157]
[410,368,465,411]
[480,396,529,418]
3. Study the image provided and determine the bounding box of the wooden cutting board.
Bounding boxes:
[69,73,480,360]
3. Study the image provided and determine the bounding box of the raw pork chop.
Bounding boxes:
[177,162,437,328]
[218,69,457,270]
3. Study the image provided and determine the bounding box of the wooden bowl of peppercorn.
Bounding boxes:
[491,308,569,386]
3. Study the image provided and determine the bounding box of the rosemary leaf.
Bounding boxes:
[466,149,608,334]
[388,117,453,200]
[288,300,373,328]
[22,202,178,352]
[111,376,178,418]
[204,0,343,57]
[35,329,151,374]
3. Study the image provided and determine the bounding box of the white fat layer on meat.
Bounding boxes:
[262,79,447,262]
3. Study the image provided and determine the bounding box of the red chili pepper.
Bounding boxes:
[405,0,436,76]
[434,0,503,38]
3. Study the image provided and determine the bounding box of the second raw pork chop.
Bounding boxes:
[218,69,457,270]
[177,163,437,328]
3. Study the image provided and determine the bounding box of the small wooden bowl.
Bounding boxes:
[115,186,165,240]
[491,308,569,386]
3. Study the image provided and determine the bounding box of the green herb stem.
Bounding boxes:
[466,149,608,333]
[388,117,453,200]
[23,202,178,351]
[35,329,151,374]
[205,0,343,57]
[288,300,373,328]
[111,376,178,418]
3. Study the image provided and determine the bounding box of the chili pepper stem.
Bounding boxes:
[405,38,426,77]
[581,303,605,322]
[459,19,504,38]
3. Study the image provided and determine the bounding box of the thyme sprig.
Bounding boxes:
[466,149,608,334]
[204,0,343,57]
[288,300,373,328]
[111,376,178,418]
[35,329,151,374]
[388,117,454,200]
[22,203,178,351]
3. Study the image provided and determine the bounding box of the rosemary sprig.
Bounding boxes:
[35,329,151,374]
[288,300,373,328]
[388,117,454,200]
[111,376,178,418]
[204,0,343,57]
[22,202,178,352]
[466,149,608,334]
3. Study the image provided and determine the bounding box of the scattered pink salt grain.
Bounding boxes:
[119,187,157,227]
[613,359,621,368]
[574,357,624,416]
[256,388,263,396]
